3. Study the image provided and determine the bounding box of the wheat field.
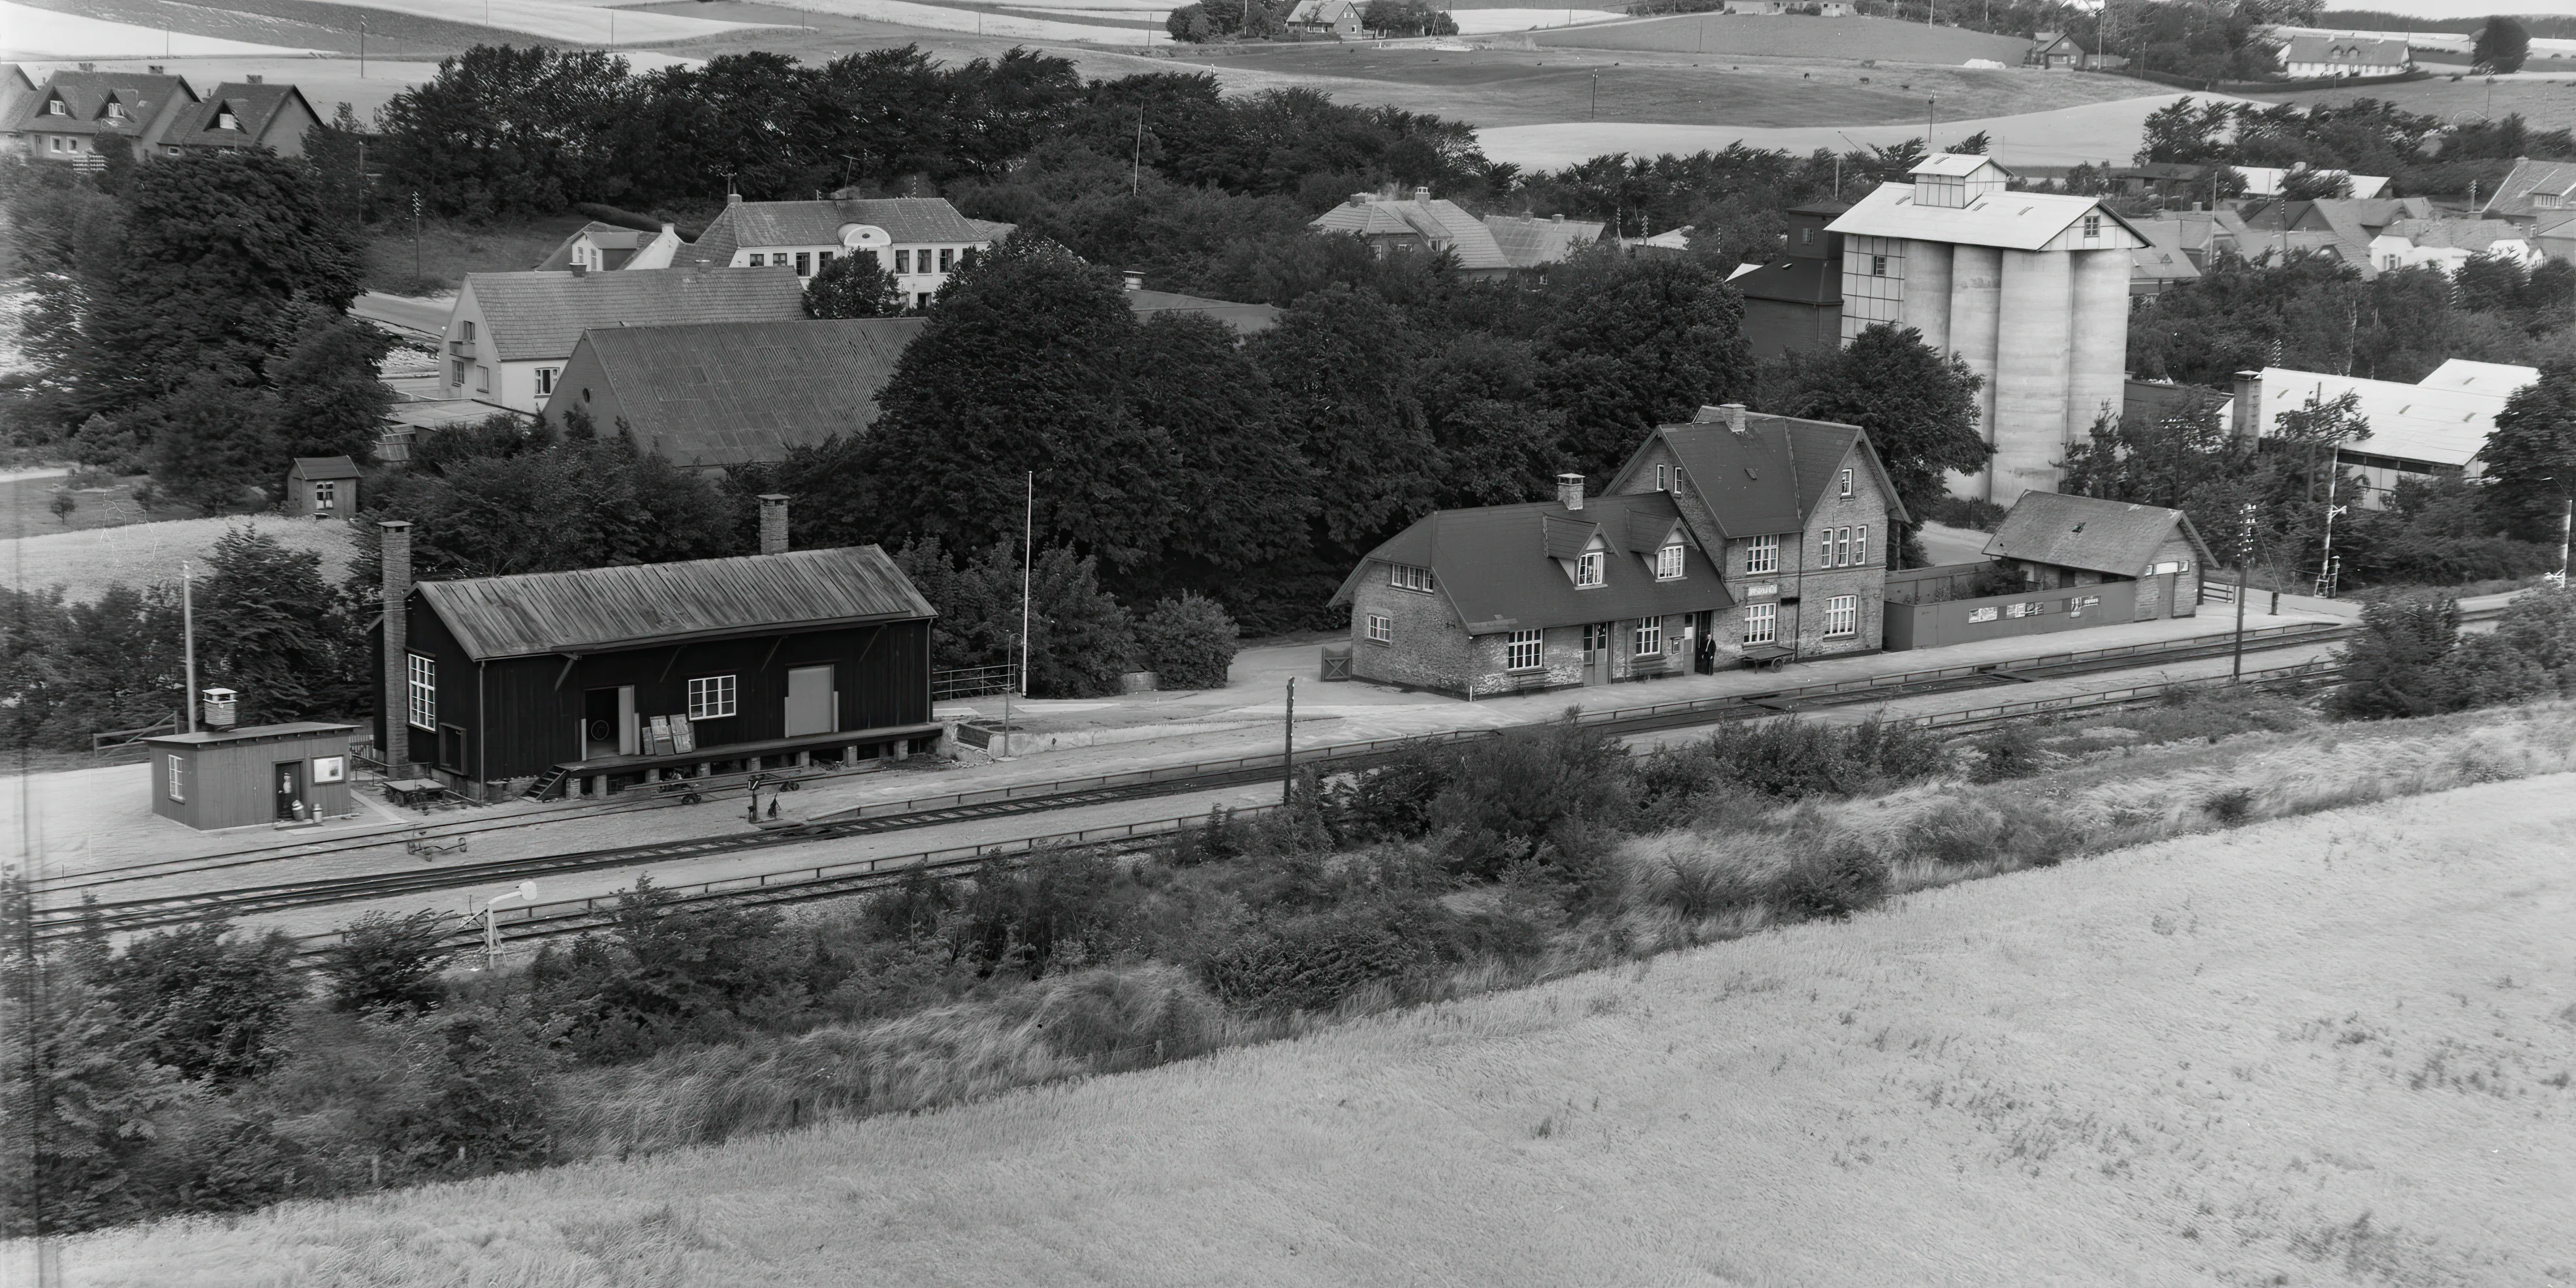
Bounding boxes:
[47,763,2576,1287]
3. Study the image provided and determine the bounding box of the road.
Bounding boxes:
[351,291,449,339]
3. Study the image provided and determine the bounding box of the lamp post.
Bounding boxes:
[481,881,537,969]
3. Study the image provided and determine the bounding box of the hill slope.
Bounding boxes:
[57,771,2576,1287]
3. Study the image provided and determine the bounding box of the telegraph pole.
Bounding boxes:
[1281,677,1296,806]
[2554,495,2572,588]
[2232,502,2253,681]
[182,561,198,732]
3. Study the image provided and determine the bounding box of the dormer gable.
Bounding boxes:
[1910,153,2011,210]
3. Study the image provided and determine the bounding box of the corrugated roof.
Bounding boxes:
[2255,366,2522,469]
[1480,213,1606,269]
[1329,492,1731,633]
[2417,358,2537,397]
[1982,492,2212,576]
[1828,181,2146,251]
[9,71,191,137]
[2482,159,2576,221]
[688,197,989,266]
[562,318,927,467]
[463,268,806,362]
[160,82,307,149]
[1644,410,1910,539]
[1125,289,1280,335]
[417,545,935,661]
[291,455,362,479]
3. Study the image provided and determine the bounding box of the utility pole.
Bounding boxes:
[358,16,365,78]
[411,191,423,280]
[1926,96,1936,151]
[182,561,197,732]
[1591,71,1598,119]
[2232,501,2253,681]
[1019,471,1034,702]
[1132,110,1145,195]
[1282,676,1296,806]
[2554,494,2572,588]
[2314,466,2347,599]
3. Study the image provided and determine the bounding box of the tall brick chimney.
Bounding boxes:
[2231,370,2262,445]
[379,521,412,768]
[757,494,789,556]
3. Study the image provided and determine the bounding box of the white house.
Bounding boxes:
[2366,219,2541,275]
[2277,35,2410,77]
[681,195,1008,310]
[1286,0,1365,36]
[438,267,807,414]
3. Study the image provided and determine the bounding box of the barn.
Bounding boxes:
[373,503,940,799]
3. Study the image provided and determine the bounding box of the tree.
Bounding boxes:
[1766,323,1990,565]
[2334,595,2460,719]
[1363,0,1457,35]
[1122,310,1314,586]
[198,526,361,723]
[272,310,394,463]
[1136,593,1239,689]
[1252,283,1435,552]
[2479,358,2576,542]
[83,920,304,1086]
[803,249,903,318]
[359,434,742,581]
[321,910,458,1015]
[1536,252,1756,480]
[2475,15,2531,74]
[142,377,284,513]
[0,930,195,1236]
[2137,97,2236,165]
[49,490,75,526]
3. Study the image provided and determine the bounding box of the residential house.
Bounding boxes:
[1729,200,1845,357]
[1286,0,1365,37]
[2026,31,2122,69]
[681,194,1003,309]
[2480,158,2576,227]
[2112,162,2223,205]
[2231,196,2433,277]
[542,318,927,468]
[2130,221,2202,297]
[2233,362,2537,508]
[0,65,38,126]
[438,267,807,413]
[1331,403,1905,697]
[2131,208,2254,270]
[283,456,362,519]
[2367,218,2539,275]
[2533,212,2576,264]
[1480,213,1606,270]
[156,78,319,159]
[1309,188,1514,279]
[7,68,195,165]
[2278,35,2411,76]
[534,221,683,272]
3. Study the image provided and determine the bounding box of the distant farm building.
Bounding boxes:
[1309,188,1513,279]
[543,318,927,469]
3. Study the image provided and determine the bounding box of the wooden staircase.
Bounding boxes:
[521,766,573,802]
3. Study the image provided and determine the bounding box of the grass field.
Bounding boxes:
[2254,71,2576,125]
[1534,12,2034,63]
[1,514,355,603]
[364,211,594,293]
[1478,91,2210,169]
[0,473,198,541]
[43,744,2576,1286]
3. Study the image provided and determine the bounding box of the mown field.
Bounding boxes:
[1533,12,2033,63]
[1,514,354,603]
[47,721,2576,1287]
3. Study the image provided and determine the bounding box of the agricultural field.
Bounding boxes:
[0,514,354,605]
[1478,91,2213,169]
[1533,11,2034,63]
[364,210,596,294]
[2252,71,2576,125]
[50,753,2576,1287]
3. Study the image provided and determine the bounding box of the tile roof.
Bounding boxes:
[160,82,309,150]
[1480,213,1606,269]
[1309,196,1514,270]
[1982,492,2214,576]
[8,71,191,138]
[2381,218,2524,253]
[534,221,651,271]
[2482,158,2576,221]
[1638,408,1911,539]
[290,455,362,480]
[2282,35,2408,66]
[462,268,806,362]
[686,197,990,266]
[1124,289,1280,335]
[1828,182,2147,251]
[564,318,927,467]
[418,545,935,661]
[1329,491,1731,634]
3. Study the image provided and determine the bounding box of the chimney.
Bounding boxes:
[570,262,588,276]
[1414,186,1433,202]
[78,62,94,72]
[757,494,789,556]
[1556,473,1585,511]
[1122,270,1144,292]
[1348,192,1371,206]
[148,64,165,74]
[1721,402,1749,434]
[2231,370,2262,444]
[1551,212,1565,223]
[379,521,412,769]
[727,193,742,206]
[200,687,238,730]
[246,73,262,84]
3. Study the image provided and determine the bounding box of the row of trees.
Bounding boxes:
[2137,96,2559,199]
[1162,0,1456,41]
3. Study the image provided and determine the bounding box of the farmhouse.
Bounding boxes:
[1332,403,1903,697]
[1286,0,1365,37]
[373,508,938,799]
[437,267,806,413]
[1481,213,1606,270]
[7,68,195,165]
[156,79,319,159]
[2278,35,2409,77]
[682,194,1005,309]
[542,317,927,467]
[1309,189,1513,279]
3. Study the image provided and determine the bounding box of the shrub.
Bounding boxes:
[1968,724,2044,782]
[1198,900,1435,1014]
[1915,494,2007,531]
[951,847,1141,977]
[385,1001,562,1177]
[84,919,305,1086]
[2494,584,2576,691]
[2336,594,2460,719]
[1770,835,1889,920]
[321,909,458,1015]
[1326,749,1451,843]
[532,877,812,1061]
[1136,593,1239,689]
[1659,717,1946,802]
[2201,785,2256,823]
[1429,715,1631,881]
[2438,633,2555,708]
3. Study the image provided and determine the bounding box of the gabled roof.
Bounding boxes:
[1625,407,1911,540]
[1911,153,2010,180]
[534,221,652,271]
[1328,492,1730,633]
[2282,35,2408,66]
[8,71,193,137]
[1125,289,1280,335]
[461,268,806,362]
[1727,256,1838,305]
[2131,244,2199,282]
[2256,366,2524,469]
[558,318,927,466]
[2482,159,2576,221]
[2417,358,2537,397]
[1288,0,1361,20]
[1982,492,2214,576]
[417,546,935,661]
[1309,196,1513,270]
[160,82,311,150]
[289,455,362,480]
[1827,181,2148,251]
[686,196,990,266]
[2382,218,2524,253]
[1480,213,1606,270]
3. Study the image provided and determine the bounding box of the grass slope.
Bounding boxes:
[0,514,355,604]
[56,770,2576,1287]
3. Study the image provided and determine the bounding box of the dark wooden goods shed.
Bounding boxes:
[146,722,358,830]
[374,533,940,799]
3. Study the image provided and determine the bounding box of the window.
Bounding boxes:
[407,653,436,730]
[1574,551,1605,588]
[1632,618,1664,656]
[938,248,955,272]
[1853,525,1868,566]
[1823,595,1857,638]
[1743,602,1777,645]
[1581,622,1610,652]
[915,292,932,308]
[1364,614,1391,644]
[1800,227,1815,245]
[1655,543,1685,580]
[795,252,812,276]
[451,358,468,386]
[1839,467,1853,498]
[167,755,186,802]
[1745,533,1779,574]
[748,253,765,266]
[473,365,489,394]
[46,99,64,115]
[535,367,557,396]
[107,102,127,119]
[1388,563,1436,593]
[687,675,738,720]
[2082,213,2102,238]
[819,250,835,265]
[1836,527,1851,567]
[1655,463,1668,490]
[461,321,475,343]
[895,249,912,273]
[1870,255,1887,277]
[312,755,346,784]
[313,480,336,510]
[216,109,237,131]
[1506,629,1544,672]
[1819,528,1835,565]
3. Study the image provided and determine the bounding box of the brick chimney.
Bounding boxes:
[727,192,742,206]
[570,262,588,276]
[2231,370,2262,444]
[1723,402,1749,435]
[246,73,262,84]
[1556,473,1584,511]
[1122,270,1144,292]
[757,494,789,555]
[379,521,412,768]
[1414,186,1433,202]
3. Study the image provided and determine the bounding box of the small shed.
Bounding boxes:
[144,721,358,830]
[1981,492,2216,619]
[285,456,362,518]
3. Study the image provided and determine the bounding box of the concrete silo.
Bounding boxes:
[1828,156,2145,504]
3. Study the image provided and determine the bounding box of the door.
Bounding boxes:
[437,724,467,774]
[2157,571,2181,618]
[1582,624,1612,685]
[786,665,836,736]
[582,686,627,759]
[274,761,304,821]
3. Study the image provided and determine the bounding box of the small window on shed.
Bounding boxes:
[167,755,186,801]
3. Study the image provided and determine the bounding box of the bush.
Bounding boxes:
[321,909,458,1015]
[1198,900,1435,1014]
[1770,835,1889,920]
[2438,633,2555,708]
[2494,585,2576,691]
[84,919,305,1086]
[385,1001,562,1177]
[951,847,1141,978]
[1428,715,1631,881]
[1325,750,1451,844]
[531,877,813,1062]
[1968,723,2044,781]
[1659,717,1947,801]
[2336,595,2460,720]
[1136,593,1238,689]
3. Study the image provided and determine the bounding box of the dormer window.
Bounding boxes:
[1574,551,1605,588]
[46,99,65,116]
[216,108,238,131]
[105,102,126,120]
[1917,172,1967,208]
[1655,544,1684,580]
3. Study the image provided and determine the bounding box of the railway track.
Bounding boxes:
[32,624,2349,945]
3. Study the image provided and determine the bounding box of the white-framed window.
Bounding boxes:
[1823,595,1858,638]
[939,248,955,272]
[1364,613,1391,644]
[451,358,468,386]
[1836,527,1852,567]
[407,653,436,730]
[1633,618,1664,656]
[1854,525,1868,565]
[1870,255,1888,276]
[1743,601,1777,645]
[313,480,336,510]
[1819,527,1835,565]
[535,367,557,396]
[895,249,912,273]
[312,755,346,784]
[1839,467,1854,498]
[1745,533,1779,574]
[2082,213,2103,238]
[1575,551,1605,588]
[2150,559,2189,574]
[461,320,475,343]
[1389,563,1436,593]
[795,252,812,276]
[216,108,238,131]
[167,755,186,801]
[1506,629,1544,672]
[106,102,127,120]
[748,253,766,267]
[1655,543,1685,580]
[473,365,489,394]
[687,674,738,720]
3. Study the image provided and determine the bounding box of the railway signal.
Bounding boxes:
[481,880,537,969]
